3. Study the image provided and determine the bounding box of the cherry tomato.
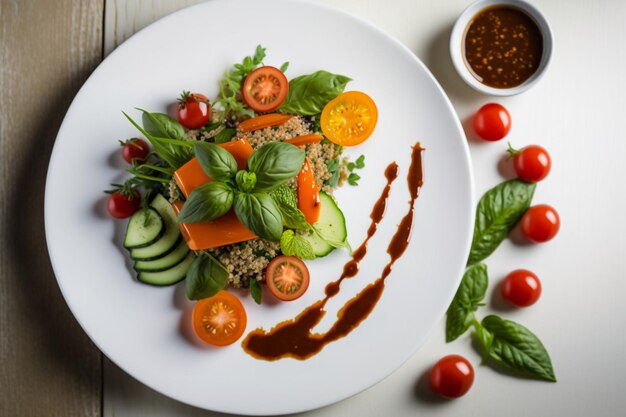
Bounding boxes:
[265,256,310,301]
[242,66,289,113]
[107,190,140,218]
[321,91,378,146]
[120,138,149,164]
[192,291,247,347]
[520,204,560,243]
[429,355,475,398]
[177,92,211,129]
[509,144,551,182]
[473,103,511,141]
[502,269,542,307]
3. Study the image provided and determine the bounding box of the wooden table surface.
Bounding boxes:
[2,1,626,416]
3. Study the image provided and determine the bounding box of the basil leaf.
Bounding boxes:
[235,171,257,192]
[177,182,233,223]
[280,230,316,260]
[446,263,488,342]
[468,179,536,265]
[249,277,262,304]
[280,61,289,72]
[233,192,283,241]
[279,70,351,115]
[214,127,236,144]
[194,142,237,182]
[247,142,305,191]
[185,253,229,300]
[480,315,557,382]
[139,109,186,140]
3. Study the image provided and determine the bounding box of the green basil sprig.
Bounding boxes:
[279,70,352,115]
[249,278,262,304]
[186,253,229,300]
[468,179,536,265]
[446,263,488,342]
[177,141,305,242]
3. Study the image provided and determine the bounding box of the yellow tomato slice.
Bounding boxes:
[320,91,378,146]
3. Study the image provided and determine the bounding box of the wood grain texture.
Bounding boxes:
[0,1,104,416]
[104,0,205,56]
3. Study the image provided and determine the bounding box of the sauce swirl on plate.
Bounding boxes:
[242,143,424,360]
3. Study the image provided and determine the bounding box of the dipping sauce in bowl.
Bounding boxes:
[464,6,543,88]
[450,0,553,96]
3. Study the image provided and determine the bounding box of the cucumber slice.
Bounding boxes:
[123,208,165,249]
[129,194,181,261]
[134,239,190,272]
[137,252,195,286]
[301,191,348,257]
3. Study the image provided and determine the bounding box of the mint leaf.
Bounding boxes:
[480,315,557,382]
[185,253,229,300]
[280,230,315,260]
[468,179,536,265]
[249,277,262,304]
[446,263,488,342]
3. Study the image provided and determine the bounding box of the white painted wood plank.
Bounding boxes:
[103,1,626,416]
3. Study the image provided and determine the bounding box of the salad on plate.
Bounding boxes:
[106,45,379,348]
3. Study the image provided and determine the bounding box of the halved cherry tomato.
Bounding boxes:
[297,159,320,224]
[237,113,293,133]
[192,291,247,347]
[265,256,310,301]
[509,144,551,182]
[107,190,140,219]
[501,269,542,307]
[520,204,560,243]
[177,92,211,129]
[473,103,511,141]
[120,138,149,164]
[321,91,378,146]
[429,355,475,398]
[242,66,289,113]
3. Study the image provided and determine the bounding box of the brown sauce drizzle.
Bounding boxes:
[242,143,424,360]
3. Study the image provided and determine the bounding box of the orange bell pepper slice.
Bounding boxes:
[171,202,256,251]
[285,134,324,147]
[172,137,256,250]
[237,113,293,133]
[297,158,321,224]
[173,138,254,198]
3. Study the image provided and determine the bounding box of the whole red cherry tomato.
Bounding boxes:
[502,269,542,307]
[107,190,141,218]
[177,91,211,129]
[120,138,149,164]
[429,354,475,398]
[509,144,551,182]
[473,103,511,141]
[520,204,560,243]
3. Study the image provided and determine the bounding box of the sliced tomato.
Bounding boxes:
[321,91,378,146]
[242,66,289,113]
[265,256,310,301]
[192,291,247,346]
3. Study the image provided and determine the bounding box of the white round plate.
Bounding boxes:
[45,0,473,415]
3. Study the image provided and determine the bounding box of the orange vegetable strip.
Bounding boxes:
[285,134,324,147]
[172,202,256,250]
[173,138,254,198]
[237,113,294,133]
[297,158,321,224]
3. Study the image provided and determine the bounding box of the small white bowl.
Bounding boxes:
[450,0,553,96]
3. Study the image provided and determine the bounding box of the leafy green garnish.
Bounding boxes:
[185,253,229,300]
[214,45,266,119]
[279,70,351,115]
[233,192,283,241]
[280,230,315,260]
[445,263,488,342]
[247,142,306,191]
[177,182,234,223]
[249,277,262,304]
